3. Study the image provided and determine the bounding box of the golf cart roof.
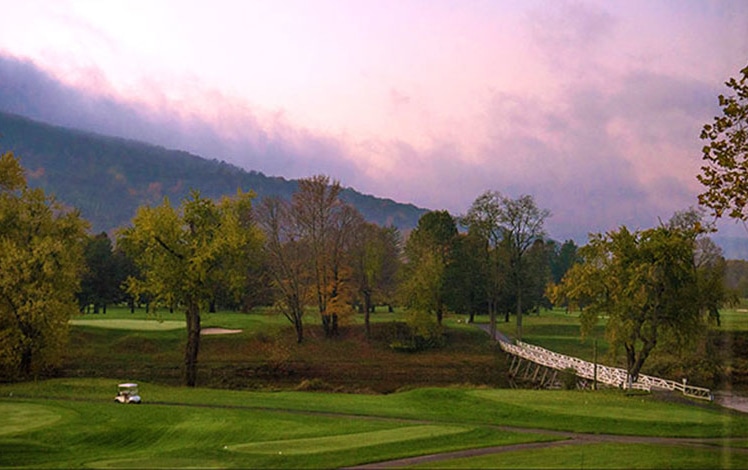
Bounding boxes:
[118,383,138,388]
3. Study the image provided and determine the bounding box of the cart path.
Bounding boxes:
[347,431,748,469]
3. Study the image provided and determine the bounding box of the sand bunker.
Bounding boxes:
[201,328,243,335]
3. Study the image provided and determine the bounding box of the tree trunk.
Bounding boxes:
[331,313,338,336]
[363,291,372,339]
[19,346,32,377]
[489,301,497,341]
[294,314,304,343]
[321,313,331,337]
[628,339,656,384]
[516,285,523,341]
[184,300,201,387]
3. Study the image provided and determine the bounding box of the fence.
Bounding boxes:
[493,329,712,401]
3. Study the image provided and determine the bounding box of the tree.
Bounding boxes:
[291,175,361,337]
[351,222,402,338]
[401,210,458,326]
[461,191,550,339]
[118,190,263,386]
[552,222,725,385]
[0,151,87,378]
[78,232,127,313]
[698,64,748,221]
[444,231,488,323]
[549,239,579,284]
[257,196,310,343]
[667,208,735,327]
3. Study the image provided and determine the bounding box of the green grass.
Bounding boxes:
[3,378,747,438]
[63,307,509,392]
[717,307,748,332]
[4,303,744,467]
[412,442,748,469]
[1,379,747,468]
[229,425,469,454]
[0,380,557,468]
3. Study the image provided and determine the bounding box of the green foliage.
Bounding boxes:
[698,63,748,220]
[117,190,264,386]
[399,309,445,351]
[0,151,88,378]
[552,220,730,383]
[401,211,458,326]
[559,367,578,390]
[461,191,551,338]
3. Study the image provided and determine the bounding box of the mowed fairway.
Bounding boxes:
[2,378,748,468]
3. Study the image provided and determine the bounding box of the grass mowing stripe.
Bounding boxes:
[411,442,748,469]
[0,403,63,435]
[229,425,469,455]
[70,319,185,331]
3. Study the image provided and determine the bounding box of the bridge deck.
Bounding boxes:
[478,324,712,401]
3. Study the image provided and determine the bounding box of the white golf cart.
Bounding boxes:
[114,383,142,404]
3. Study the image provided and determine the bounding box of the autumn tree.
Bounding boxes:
[0,151,87,378]
[291,175,361,337]
[698,63,748,221]
[552,221,728,385]
[118,190,263,386]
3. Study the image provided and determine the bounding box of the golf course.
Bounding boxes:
[2,307,748,468]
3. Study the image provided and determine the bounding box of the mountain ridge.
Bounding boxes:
[0,111,428,233]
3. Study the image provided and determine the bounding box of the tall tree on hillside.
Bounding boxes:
[0,151,87,378]
[551,221,728,385]
[118,190,263,386]
[698,64,748,221]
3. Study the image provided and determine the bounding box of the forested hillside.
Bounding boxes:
[0,111,426,233]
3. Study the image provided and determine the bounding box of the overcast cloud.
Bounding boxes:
[0,0,746,242]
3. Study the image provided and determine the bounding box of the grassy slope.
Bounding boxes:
[1,378,748,468]
[2,307,748,468]
[62,308,509,392]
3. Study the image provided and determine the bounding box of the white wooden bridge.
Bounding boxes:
[479,325,713,401]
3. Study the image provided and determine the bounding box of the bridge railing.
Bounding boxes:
[496,335,712,401]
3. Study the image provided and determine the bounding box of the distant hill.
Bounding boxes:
[0,111,427,233]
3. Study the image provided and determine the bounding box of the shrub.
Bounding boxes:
[560,367,578,390]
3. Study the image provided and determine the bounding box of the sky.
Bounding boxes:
[0,0,747,242]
